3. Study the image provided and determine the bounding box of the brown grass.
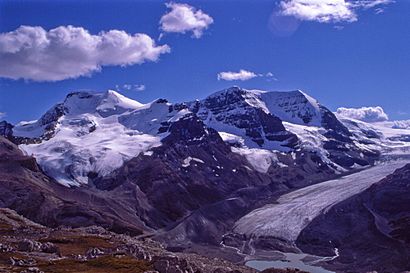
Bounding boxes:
[40,235,115,256]
[38,255,152,273]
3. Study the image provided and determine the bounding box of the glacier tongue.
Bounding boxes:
[233,159,410,242]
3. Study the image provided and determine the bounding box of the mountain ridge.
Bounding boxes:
[0,87,380,187]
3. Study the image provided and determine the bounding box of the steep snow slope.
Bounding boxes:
[259,90,323,126]
[17,91,191,186]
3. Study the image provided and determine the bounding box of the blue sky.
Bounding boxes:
[0,0,409,123]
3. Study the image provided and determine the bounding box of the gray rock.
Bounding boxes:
[20,267,44,273]
[154,259,170,273]
[0,243,13,252]
[168,265,183,273]
[86,247,105,259]
[17,239,38,252]
[40,242,59,254]
[10,257,36,266]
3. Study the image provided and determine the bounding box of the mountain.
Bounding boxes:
[1,87,378,189]
[2,87,408,272]
[6,91,181,186]
[187,87,378,180]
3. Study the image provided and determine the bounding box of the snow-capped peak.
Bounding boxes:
[64,90,144,116]
[204,86,324,126]
[14,90,194,187]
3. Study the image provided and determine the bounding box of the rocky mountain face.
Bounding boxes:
[296,164,410,273]
[187,87,378,172]
[186,88,298,148]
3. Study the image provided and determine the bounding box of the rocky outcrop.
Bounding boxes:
[0,120,13,139]
[296,164,410,273]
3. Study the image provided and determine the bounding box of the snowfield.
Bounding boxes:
[234,159,410,242]
[18,90,191,187]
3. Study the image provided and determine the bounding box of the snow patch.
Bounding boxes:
[231,147,282,173]
[182,156,205,167]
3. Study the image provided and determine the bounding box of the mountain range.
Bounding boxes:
[1,86,409,273]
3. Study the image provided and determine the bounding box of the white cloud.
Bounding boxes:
[217,70,277,81]
[357,0,393,9]
[336,106,389,122]
[278,0,393,23]
[133,84,146,91]
[0,112,5,119]
[116,84,146,92]
[0,25,170,82]
[374,7,385,14]
[217,70,258,81]
[280,0,356,23]
[160,2,214,38]
[265,72,278,81]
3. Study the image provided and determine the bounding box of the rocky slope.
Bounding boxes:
[0,136,148,235]
[296,164,410,273]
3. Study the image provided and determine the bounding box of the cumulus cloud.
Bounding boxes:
[116,83,146,92]
[217,70,258,81]
[277,0,393,23]
[392,120,410,129]
[160,2,214,38]
[336,106,389,122]
[0,25,170,82]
